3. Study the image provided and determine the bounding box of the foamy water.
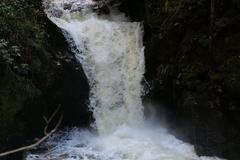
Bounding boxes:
[26,0,225,159]
[27,126,222,160]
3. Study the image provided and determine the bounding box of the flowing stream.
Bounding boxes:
[27,0,224,159]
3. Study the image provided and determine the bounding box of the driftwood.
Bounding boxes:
[0,107,63,157]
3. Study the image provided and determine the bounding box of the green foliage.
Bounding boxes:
[157,64,175,80]
[0,0,53,145]
[145,0,240,113]
[0,0,48,75]
[0,0,43,30]
[0,39,20,65]
[0,73,40,142]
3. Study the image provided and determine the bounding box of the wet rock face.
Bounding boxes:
[117,0,145,21]
[92,1,110,14]
[63,0,96,11]
[47,0,110,17]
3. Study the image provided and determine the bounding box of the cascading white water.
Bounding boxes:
[26,0,225,160]
[44,0,145,135]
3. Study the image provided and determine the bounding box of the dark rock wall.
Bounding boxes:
[0,1,91,158]
[142,0,240,159]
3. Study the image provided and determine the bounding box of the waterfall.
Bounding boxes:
[26,0,225,159]
[44,0,145,135]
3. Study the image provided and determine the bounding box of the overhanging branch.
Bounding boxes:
[0,107,63,157]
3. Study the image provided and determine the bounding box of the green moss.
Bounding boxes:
[0,0,53,145]
[0,72,40,143]
[198,34,209,48]
[157,64,175,80]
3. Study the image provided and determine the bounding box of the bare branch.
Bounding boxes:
[46,105,61,124]
[44,105,61,135]
[0,112,63,157]
[43,116,48,124]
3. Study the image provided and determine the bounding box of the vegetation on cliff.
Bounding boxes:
[0,0,50,146]
[144,0,240,159]
[0,1,90,156]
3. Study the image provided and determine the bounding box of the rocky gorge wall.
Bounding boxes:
[0,1,91,159]
[142,0,240,159]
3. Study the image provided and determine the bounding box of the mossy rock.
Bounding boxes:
[0,71,40,144]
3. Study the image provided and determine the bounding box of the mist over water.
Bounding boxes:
[26,0,225,159]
